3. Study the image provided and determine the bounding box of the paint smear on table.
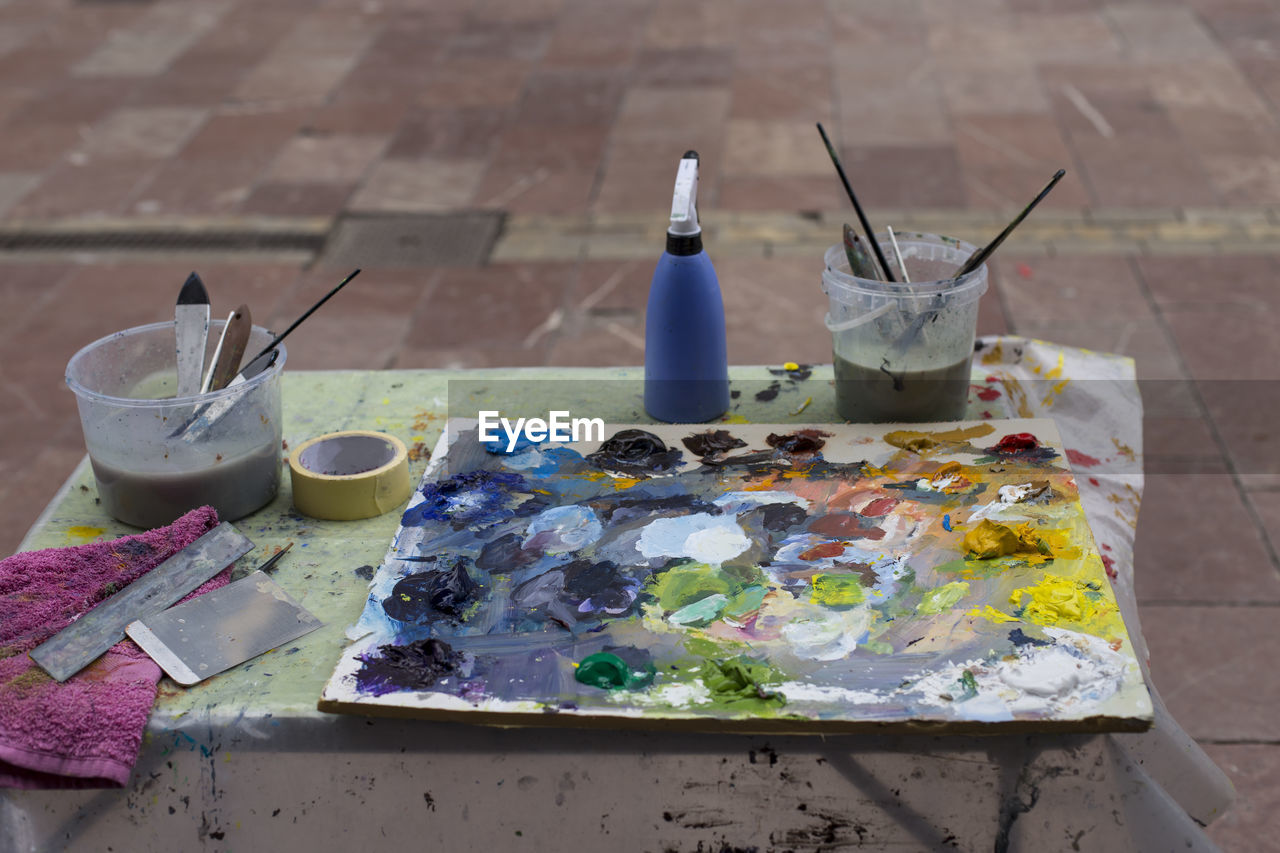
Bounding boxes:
[320,420,1151,732]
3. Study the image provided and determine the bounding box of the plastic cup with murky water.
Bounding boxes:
[821,232,988,422]
[65,320,286,528]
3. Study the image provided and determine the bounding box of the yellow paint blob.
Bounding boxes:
[963,520,1042,559]
[810,574,865,606]
[66,526,106,543]
[1046,353,1065,380]
[577,471,642,490]
[969,604,1019,624]
[1008,573,1123,638]
[783,362,800,371]
[1011,574,1088,622]
[884,424,995,454]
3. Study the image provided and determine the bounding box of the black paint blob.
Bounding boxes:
[475,532,538,573]
[590,493,715,523]
[383,559,479,623]
[769,364,813,381]
[755,382,781,402]
[758,503,809,532]
[586,429,683,476]
[354,638,462,696]
[682,429,748,458]
[766,430,829,455]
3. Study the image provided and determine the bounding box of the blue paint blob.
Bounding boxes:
[1009,628,1051,647]
[943,514,952,532]
[401,469,531,529]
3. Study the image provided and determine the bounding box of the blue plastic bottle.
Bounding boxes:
[644,151,730,423]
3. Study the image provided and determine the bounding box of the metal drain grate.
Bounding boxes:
[0,229,326,253]
[318,212,505,269]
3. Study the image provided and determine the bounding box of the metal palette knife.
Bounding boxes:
[175,272,210,398]
[126,545,322,685]
[30,522,254,682]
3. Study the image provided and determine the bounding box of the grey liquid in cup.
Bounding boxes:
[822,235,986,423]
[90,443,279,529]
[833,354,972,422]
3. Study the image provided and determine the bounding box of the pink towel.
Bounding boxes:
[0,506,232,789]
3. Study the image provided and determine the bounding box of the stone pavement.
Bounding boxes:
[1,0,1278,847]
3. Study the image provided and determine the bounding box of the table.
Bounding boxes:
[0,341,1234,851]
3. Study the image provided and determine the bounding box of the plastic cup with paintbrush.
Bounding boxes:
[823,230,988,422]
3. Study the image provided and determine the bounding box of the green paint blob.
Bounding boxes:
[669,593,728,626]
[724,584,767,619]
[956,669,979,701]
[810,573,864,607]
[649,564,736,612]
[574,652,655,690]
[917,581,970,615]
[700,657,786,709]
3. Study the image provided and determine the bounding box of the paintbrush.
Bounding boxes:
[816,123,895,282]
[202,304,252,393]
[244,269,361,367]
[232,541,292,581]
[954,169,1066,279]
[175,272,210,398]
[887,226,910,284]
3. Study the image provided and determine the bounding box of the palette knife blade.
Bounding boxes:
[175,272,210,398]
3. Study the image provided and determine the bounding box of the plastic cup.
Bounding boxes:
[65,320,286,528]
[821,232,988,422]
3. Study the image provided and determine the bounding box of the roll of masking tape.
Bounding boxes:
[289,431,413,521]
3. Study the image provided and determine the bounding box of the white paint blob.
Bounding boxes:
[524,505,602,554]
[781,606,873,661]
[636,513,752,564]
[712,491,811,515]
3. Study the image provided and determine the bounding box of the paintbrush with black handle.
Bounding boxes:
[891,170,1067,356]
[955,169,1066,279]
[817,123,895,282]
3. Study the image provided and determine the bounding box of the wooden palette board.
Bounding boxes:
[320,419,1152,734]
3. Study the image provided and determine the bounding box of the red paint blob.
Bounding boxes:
[798,541,846,561]
[1101,554,1117,579]
[982,411,993,419]
[1017,263,1033,279]
[859,497,898,517]
[985,375,1000,383]
[809,514,885,541]
[1066,448,1102,468]
[1088,477,1100,487]
[1101,543,1112,551]
[977,387,1002,401]
[993,433,1040,453]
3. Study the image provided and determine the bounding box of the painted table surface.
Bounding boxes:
[3,341,1232,852]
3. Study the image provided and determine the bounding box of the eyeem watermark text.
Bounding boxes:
[477,410,605,452]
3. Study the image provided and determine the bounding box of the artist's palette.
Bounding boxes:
[320,419,1152,733]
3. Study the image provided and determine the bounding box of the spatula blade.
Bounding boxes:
[208,304,252,392]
